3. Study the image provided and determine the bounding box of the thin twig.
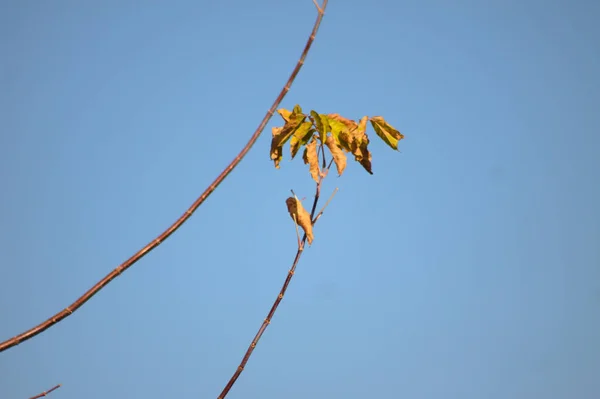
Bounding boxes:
[320,141,327,169]
[0,0,329,353]
[217,87,333,398]
[312,0,324,14]
[314,187,338,224]
[28,384,61,399]
[292,214,303,249]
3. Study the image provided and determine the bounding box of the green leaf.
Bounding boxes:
[370,116,404,150]
[290,122,315,159]
[292,104,303,115]
[310,111,330,143]
[326,114,357,152]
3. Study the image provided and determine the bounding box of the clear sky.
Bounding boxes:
[1,1,599,398]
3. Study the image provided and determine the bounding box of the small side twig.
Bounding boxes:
[314,187,338,224]
[28,384,61,399]
[0,0,329,353]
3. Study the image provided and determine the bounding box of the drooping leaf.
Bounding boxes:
[310,111,330,143]
[325,134,347,176]
[303,138,320,183]
[355,136,373,174]
[285,196,314,244]
[370,116,404,150]
[270,106,307,168]
[270,126,285,169]
[290,122,314,159]
[350,116,373,174]
[324,114,373,174]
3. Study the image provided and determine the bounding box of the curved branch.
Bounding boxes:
[0,0,329,353]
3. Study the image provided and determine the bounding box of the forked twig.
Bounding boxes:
[28,384,61,399]
[217,104,333,398]
[0,0,329,353]
[312,0,324,14]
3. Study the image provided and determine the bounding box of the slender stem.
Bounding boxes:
[217,93,333,398]
[217,181,324,399]
[28,384,61,399]
[314,187,338,224]
[292,214,303,249]
[0,0,329,353]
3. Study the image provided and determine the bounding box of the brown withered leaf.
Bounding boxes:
[356,138,373,174]
[350,116,373,174]
[326,115,373,174]
[270,126,285,169]
[290,122,314,159]
[325,134,347,176]
[370,116,404,150]
[302,139,320,183]
[285,196,314,244]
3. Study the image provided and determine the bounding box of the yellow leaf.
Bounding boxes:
[277,108,292,122]
[327,113,358,131]
[326,114,355,153]
[285,196,314,244]
[325,135,347,176]
[325,115,373,174]
[302,139,320,183]
[370,116,404,150]
[270,107,307,168]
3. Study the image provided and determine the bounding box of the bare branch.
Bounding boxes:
[0,0,330,353]
[28,384,61,399]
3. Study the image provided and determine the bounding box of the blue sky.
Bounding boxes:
[1,1,599,398]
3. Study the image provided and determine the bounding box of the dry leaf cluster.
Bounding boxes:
[270,105,403,178]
